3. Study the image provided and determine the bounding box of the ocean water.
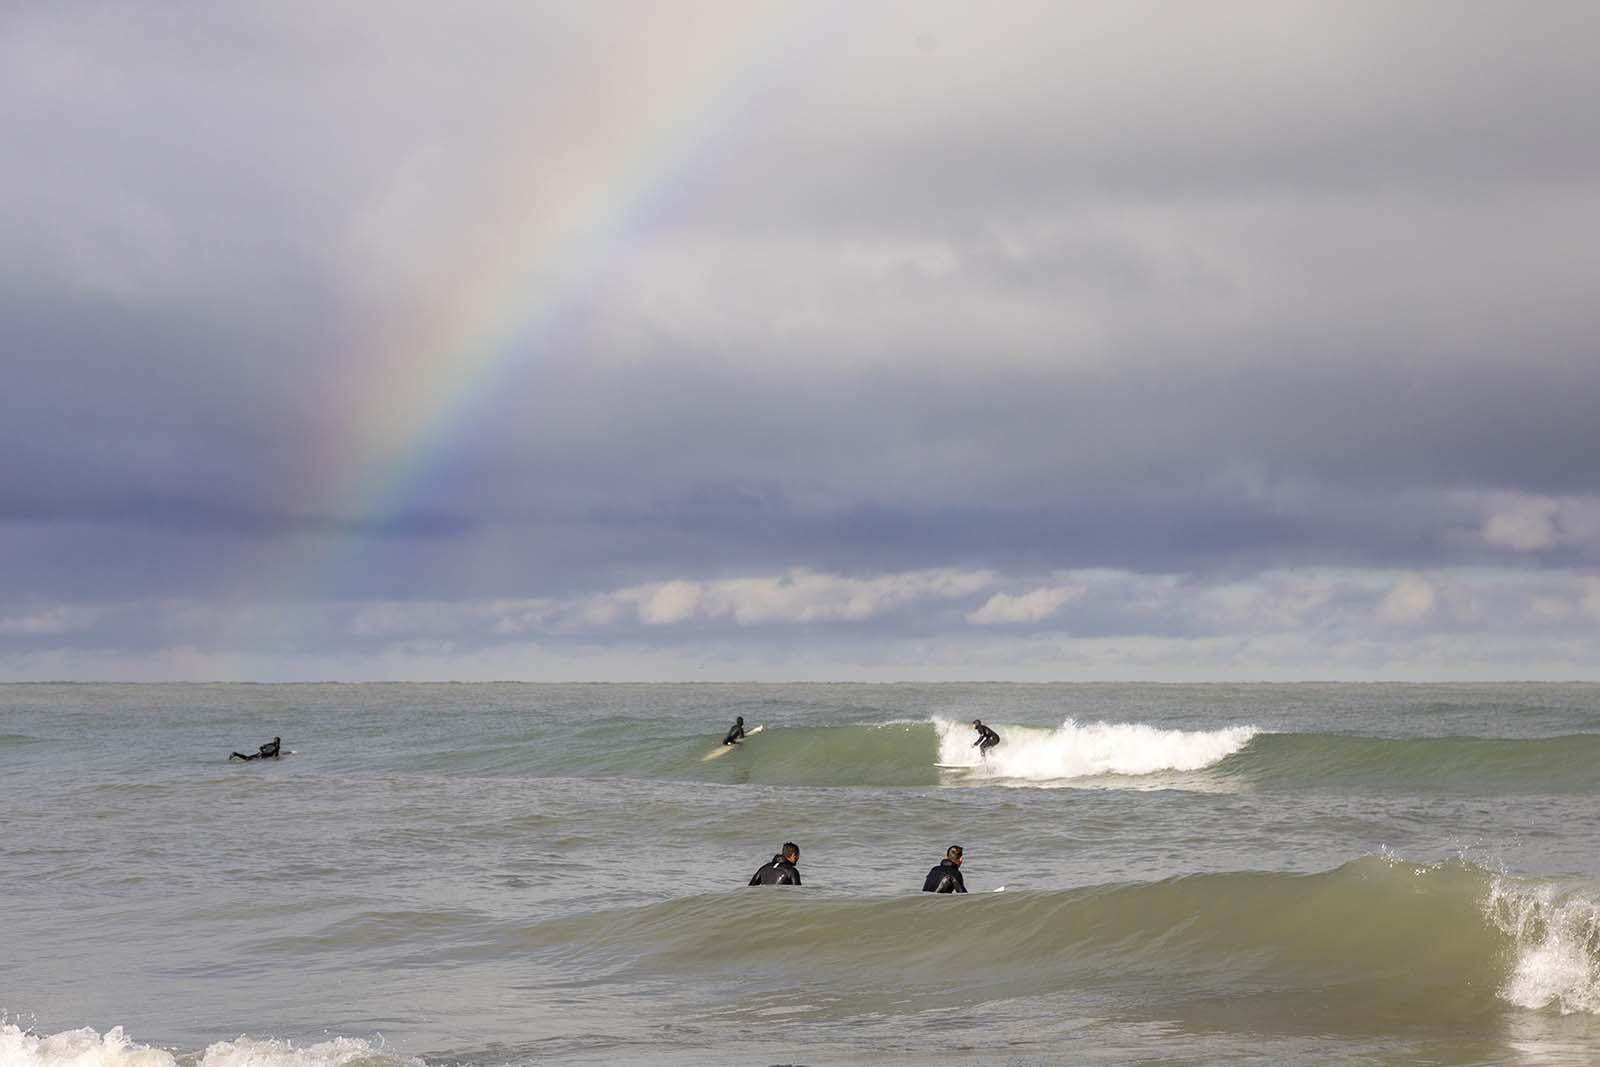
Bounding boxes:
[6,682,1600,1066]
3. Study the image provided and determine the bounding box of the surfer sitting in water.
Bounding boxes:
[723,716,746,745]
[922,845,967,893]
[230,736,281,761]
[748,842,802,886]
[972,719,1000,756]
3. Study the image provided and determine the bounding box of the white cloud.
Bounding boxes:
[636,581,705,625]
[1481,494,1600,552]
[1527,595,1574,622]
[1194,576,1335,629]
[621,568,994,626]
[1483,496,1562,551]
[968,584,1083,625]
[0,606,98,636]
[1580,577,1600,621]
[1376,573,1437,625]
[477,568,998,635]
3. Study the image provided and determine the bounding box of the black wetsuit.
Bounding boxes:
[231,740,281,761]
[748,855,802,886]
[973,723,1000,754]
[922,859,967,893]
[723,721,746,745]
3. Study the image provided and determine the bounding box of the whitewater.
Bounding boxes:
[6,682,1600,1066]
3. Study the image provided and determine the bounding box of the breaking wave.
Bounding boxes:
[0,1026,423,1067]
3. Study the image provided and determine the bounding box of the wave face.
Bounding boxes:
[652,717,1257,787]
[1215,732,1600,793]
[10,859,1600,1062]
[521,857,1600,1023]
[0,1026,422,1067]
[666,721,1600,792]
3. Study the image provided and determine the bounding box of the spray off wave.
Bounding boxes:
[934,717,1257,782]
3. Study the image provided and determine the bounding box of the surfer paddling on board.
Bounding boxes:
[748,842,802,885]
[230,736,281,761]
[972,719,1000,757]
[922,845,968,893]
[722,716,747,746]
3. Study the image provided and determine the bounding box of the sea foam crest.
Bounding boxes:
[0,1025,425,1067]
[934,717,1257,780]
[1486,879,1600,1014]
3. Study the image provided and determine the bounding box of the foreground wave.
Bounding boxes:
[11,859,1599,1061]
[522,857,1600,1022]
[0,1026,423,1067]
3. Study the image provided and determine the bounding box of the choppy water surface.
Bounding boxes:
[6,683,1600,1066]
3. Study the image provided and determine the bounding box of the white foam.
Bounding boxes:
[933,717,1257,781]
[1486,879,1600,1015]
[0,1026,425,1067]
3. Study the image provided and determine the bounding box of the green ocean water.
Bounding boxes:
[5,682,1600,1066]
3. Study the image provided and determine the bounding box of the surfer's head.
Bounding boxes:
[782,842,799,863]
[946,845,964,865]
[971,719,981,727]
[736,716,744,725]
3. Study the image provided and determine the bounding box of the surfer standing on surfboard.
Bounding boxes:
[972,719,1000,756]
[722,716,746,746]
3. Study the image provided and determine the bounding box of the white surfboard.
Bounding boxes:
[702,724,763,761]
[934,762,973,769]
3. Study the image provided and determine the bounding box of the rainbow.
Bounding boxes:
[301,4,833,601]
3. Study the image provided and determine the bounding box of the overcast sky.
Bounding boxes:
[3,1,1598,681]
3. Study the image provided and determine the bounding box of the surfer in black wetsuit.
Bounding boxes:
[230,736,281,761]
[748,842,802,885]
[723,716,746,745]
[972,719,1000,756]
[922,845,967,893]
